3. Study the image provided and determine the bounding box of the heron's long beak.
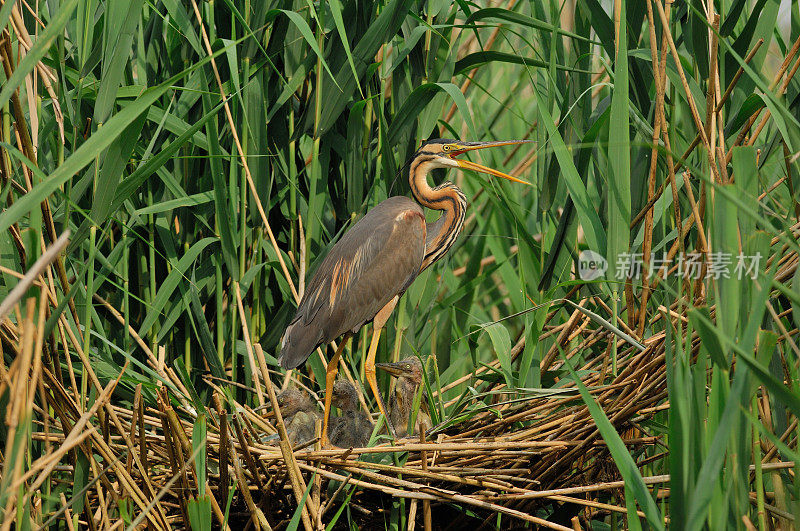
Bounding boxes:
[450,140,532,185]
[375,361,404,377]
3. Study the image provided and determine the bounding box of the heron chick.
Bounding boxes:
[376,357,432,438]
[275,388,320,447]
[329,380,373,448]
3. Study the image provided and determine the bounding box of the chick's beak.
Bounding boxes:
[450,140,532,185]
[375,361,404,377]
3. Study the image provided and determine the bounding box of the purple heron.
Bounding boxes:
[278,139,529,445]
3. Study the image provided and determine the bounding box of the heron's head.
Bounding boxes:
[376,356,425,386]
[414,138,531,184]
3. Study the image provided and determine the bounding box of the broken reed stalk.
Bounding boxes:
[420,429,432,531]
[258,344,316,531]
[0,230,70,322]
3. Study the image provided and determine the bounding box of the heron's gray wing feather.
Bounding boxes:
[279,197,425,369]
[324,197,425,337]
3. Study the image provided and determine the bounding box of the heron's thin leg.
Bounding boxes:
[365,327,396,439]
[322,334,350,447]
[365,296,399,440]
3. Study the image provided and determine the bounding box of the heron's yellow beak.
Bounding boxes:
[449,140,532,185]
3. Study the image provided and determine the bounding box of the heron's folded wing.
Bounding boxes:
[280,197,425,368]
[321,198,426,340]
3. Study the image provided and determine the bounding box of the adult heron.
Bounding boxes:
[278,139,529,445]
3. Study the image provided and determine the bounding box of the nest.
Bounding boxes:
[3,226,798,529]
[4,305,669,530]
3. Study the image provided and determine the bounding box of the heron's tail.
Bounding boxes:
[278,317,322,369]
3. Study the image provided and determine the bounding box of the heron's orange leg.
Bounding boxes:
[322,334,350,447]
[365,296,399,440]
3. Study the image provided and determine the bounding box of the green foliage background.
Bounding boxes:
[2,0,800,527]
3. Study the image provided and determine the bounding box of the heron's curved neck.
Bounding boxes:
[408,157,467,271]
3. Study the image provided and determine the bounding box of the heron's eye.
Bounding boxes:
[442,145,451,152]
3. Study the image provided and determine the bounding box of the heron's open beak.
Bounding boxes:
[450,140,532,185]
[375,361,404,377]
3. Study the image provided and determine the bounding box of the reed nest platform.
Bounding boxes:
[3,225,798,530]
[4,225,796,529]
